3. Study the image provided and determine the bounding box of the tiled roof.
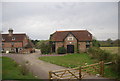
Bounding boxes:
[2,34,26,42]
[50,30,92,41]
[24,40,35,48]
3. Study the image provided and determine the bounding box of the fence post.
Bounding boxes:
[49,71,52,81]
[79,67,82,80]
[100,61,104,76]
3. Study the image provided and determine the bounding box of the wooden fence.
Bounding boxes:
[49,61,104,80]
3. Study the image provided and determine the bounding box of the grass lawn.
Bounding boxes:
[2,57,36,80]
[39,53,119,79]
[40,53,95,68]
[100,47,119,54]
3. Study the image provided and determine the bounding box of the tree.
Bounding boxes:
[31,40,39,45]
[106,38,113,47]
[107,38,112,43]
[35,40,51,54]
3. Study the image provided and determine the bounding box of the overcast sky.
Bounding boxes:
[1,2,118,40]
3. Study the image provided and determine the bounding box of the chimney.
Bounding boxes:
[8,28,13,36]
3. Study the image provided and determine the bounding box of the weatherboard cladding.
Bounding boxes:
[50,30,92,41]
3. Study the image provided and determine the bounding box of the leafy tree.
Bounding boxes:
[107,38,112,43]
[31,40,39,45]
[35,40,51,54]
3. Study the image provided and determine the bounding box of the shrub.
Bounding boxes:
[98,50,110,61]
[40,43,51,54]
[111,54,120,78]
[9,51,15,53]
[57,47,66,54]
[88,47,111,62]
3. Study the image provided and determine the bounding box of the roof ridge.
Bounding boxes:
[56,30,88,32]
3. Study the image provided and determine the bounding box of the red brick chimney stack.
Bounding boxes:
[8,28,13,36]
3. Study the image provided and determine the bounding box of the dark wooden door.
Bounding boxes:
[16,48,18,53]
[52,44,55,53]
[67,45,74,53]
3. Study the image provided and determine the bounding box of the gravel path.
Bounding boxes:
[2,52,109,79]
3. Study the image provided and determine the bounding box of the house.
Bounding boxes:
[50,30,92,53]
[1,28,35,53]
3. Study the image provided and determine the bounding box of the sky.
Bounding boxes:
[1,1,119,40]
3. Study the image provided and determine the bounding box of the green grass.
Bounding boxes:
[40,53,95,68]
[2,57,36,80]
[39,53,119,79]
[0,57,2,80]
[100,47,119,54]
[104,65,119,79]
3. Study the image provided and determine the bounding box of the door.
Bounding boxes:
[16,48,18,53]
[67,45,74,53]
[52,44,55,53]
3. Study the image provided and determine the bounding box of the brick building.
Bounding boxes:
[2,28,35,53]
[50,30,92,53]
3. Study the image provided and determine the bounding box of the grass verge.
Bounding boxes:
[2,57,36,80]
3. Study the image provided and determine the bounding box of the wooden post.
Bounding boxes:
[49,71,52,81]
[100,61,104,76]
[79,67,82,80]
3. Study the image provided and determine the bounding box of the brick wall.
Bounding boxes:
[2,42,23,48]
[64,34,78,52]
[23,37,28,46]
[78,42,86,53]
[55,34,92,53]
[55,34,78,53]
[14,42,23,47]
[55,42,63,52]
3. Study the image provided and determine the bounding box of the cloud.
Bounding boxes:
[2,2,118,40]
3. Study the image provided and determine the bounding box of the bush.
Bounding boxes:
[88,47,111,62]
[40,43,51,54]
[111,54,120,78]
[57,47,66,54]
[98,50,110,61]
[9,51,15,53]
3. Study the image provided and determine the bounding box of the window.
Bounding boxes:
[86,41,90,49]
[86,41,90,45]
[12,42,14,45]
[68,37,73,41]
[2,43,4,45]
[12,37,15,40]
[2,38,5,41]
[11,42,14,47]
[88,34,90,37]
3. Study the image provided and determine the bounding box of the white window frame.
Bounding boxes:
[12,37,15,40]
[68,37,73,41]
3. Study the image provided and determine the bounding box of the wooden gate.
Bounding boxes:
[49,61,104,80]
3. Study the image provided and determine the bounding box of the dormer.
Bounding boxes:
[12,37,15,40]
